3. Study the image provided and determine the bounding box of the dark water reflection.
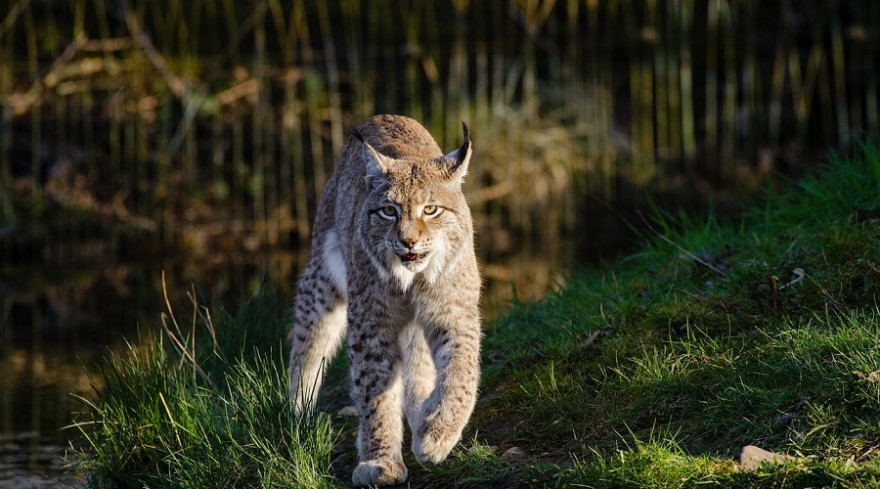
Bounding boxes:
[0,215,629,484]
[1,248,300,485]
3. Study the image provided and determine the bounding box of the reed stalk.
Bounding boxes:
[829,1,849,143]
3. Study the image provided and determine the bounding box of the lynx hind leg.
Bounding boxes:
[401,322,436,435]
[288,263,347,414]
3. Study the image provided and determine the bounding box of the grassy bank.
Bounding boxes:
[70,284,338,488]
[71,142,880,488]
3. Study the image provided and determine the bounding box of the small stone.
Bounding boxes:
[338,406,358,417]
[739,445,800,471]
[584,329,603,346]
[502,447,525,459]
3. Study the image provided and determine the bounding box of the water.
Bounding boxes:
[0,430,82,487]
[1,244,293,484]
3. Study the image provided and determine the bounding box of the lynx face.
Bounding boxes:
[358,132,472,289]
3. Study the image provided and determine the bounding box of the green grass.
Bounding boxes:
[69,285,338,488]
[473,141,880,487]
[71,142,880,487]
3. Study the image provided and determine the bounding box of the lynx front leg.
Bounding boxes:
[288,265,347,414]
[349,321,408,486]
[412,310,481,467]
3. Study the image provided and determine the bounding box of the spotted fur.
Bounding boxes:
[289,115,481,486]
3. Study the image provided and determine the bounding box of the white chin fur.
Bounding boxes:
[391,260,417,291]
[401,256,430,273]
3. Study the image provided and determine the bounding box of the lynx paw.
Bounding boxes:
[412,426,461,467]
[352,459,408,487]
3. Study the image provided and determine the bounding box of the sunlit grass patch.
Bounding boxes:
[474,142,880,486]
[566,433,738,488]
[69,283,339,488]
[604,309,880,450]
[564,431,880,488]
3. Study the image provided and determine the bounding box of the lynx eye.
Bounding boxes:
[423,205,440,216]
[378,205,398,219]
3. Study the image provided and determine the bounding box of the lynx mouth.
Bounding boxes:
[399,251,427,263]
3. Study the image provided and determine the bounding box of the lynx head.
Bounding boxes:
[354,123,473,289]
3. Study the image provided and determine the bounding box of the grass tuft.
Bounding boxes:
[69,283,338,488]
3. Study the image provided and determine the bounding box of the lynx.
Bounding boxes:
[288,114,481,486]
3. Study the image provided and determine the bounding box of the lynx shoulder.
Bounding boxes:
[288,114,481,486]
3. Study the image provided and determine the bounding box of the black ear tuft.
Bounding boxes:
[449,121,472,175]
[436,121,472,181]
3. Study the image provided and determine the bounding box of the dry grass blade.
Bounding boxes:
[160,270,215,388]
[194,301,220,356]
[158,392,183,447]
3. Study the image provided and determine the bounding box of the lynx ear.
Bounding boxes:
[438,121,472,181]
[352,128,390,180]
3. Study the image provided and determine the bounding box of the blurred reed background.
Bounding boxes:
[2,0,877,262]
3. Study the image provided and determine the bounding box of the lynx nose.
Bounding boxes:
[399,237,417,249]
